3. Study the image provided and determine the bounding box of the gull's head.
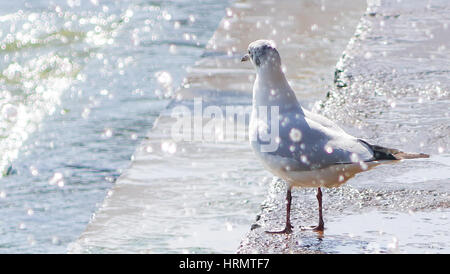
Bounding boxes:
[241,40,281,70]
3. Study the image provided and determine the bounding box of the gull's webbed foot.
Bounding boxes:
[265,223,293,234]
[300,223,324,232]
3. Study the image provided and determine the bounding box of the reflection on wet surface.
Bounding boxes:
[240,208,449,254]
[238,174,449,253]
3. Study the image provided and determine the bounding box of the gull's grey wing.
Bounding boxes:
[301,108,348,135]
[302,108,429,161]
[252,107,375,171]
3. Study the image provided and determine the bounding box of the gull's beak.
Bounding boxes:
[241,54,250,62]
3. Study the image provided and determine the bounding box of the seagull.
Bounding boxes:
[241,40,429,234]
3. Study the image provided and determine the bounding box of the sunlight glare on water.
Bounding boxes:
[0,0,230,253]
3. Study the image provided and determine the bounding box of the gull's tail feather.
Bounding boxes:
[358,139,430,160]
[392,151,430,159]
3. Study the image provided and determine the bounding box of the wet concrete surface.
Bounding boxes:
[238,0,450,254]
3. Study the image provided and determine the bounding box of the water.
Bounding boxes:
[2,0,449,254]
[0,0,229,253]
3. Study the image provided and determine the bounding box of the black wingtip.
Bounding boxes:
[358,139,429,161]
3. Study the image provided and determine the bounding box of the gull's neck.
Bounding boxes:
[253,64,301,113]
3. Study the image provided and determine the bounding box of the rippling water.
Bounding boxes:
[0,0,229,253]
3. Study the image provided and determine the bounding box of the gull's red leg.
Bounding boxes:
[266,186,293,234]
[301,187,324,232]
[314,187,324,231]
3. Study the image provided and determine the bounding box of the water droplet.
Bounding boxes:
[169,44,177,54]
[30,166,39,176]
[49,172,64,185]
[82,108,91,119]
[289,128,302,142]
[221,172,229,179]
[223,20,230,30]
[437,44,446,52]
[1,104,18,121]
[387,237,399,252]
[324,145,333,154]
[28,13,38,22]
[155,71,172,87]
[275,136,281,144]
[154,89,162,97]
[161,141,177,154]
[145,146,153,153]
[125,9,134,18]
[102,128,113,138]
[27,235,36,246]
[300,155,308,164]
[52,236,61,245]
[359,161,368,170]
[350,153,359,163]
